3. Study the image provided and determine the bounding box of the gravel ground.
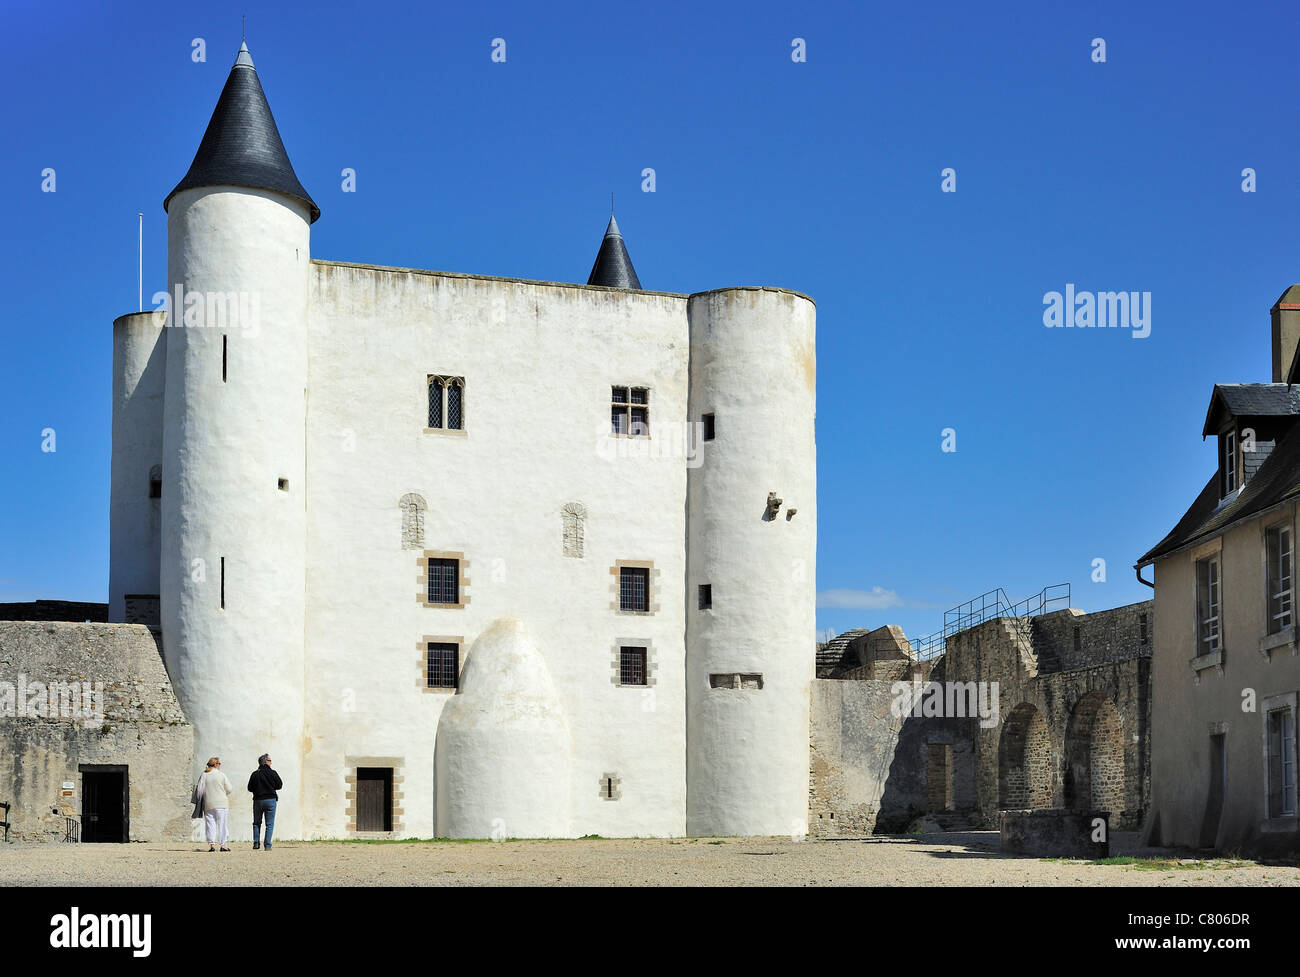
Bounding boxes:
[2,831,1297,886]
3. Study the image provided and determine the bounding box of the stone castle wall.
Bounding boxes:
[0,621,194,842]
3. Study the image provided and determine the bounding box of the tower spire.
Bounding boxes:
[586,212,641,290]
[164,42,319,222]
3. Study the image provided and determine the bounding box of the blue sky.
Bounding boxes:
[2,0,1297,642]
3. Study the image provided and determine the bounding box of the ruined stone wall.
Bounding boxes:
[811,601,1153,835]
[1032,601,1153,671]
[0,622,194,842]
[809,678,969,836]
[944,613,1151,830]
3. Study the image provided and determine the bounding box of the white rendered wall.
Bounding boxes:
[302,263,689,838]
[435,618,572,838]
[109,312,167,622]
[161,187,309,839]
[685,287,816,837]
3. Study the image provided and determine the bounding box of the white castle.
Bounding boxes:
[109,43,817,840]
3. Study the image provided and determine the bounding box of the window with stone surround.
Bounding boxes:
[1196,555,1221,656]
[427,375,465,432]
[1267,524,1293,635]
[611,386,649,437]
[417,551,468,609]
[610,560,658,615]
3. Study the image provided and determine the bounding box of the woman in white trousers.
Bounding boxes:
[198,757,236,851]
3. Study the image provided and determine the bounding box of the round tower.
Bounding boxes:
[685,287,816,837]
[160,42,318,840]
[109,311,167,624]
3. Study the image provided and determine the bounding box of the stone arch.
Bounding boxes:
[561,502,587,558]
[399,493,427,550]
[999,702,1053,810]
[1063,692,1125,817]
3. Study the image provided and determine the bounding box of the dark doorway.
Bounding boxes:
[80,765,128,843]
[356,767,393,832]
[1199,733,1226,848]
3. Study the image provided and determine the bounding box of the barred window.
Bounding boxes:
[620,566,649,612]
[611,386,649,436]
[427,642,459,689]
[427,375,464,430]
[427,558,459,604]
[619,646,647,686]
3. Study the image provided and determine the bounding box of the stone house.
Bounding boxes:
[1137,285,1300,853]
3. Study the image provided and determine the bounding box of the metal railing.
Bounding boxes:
[63,815,80,844]
[0,802,9,843]
[887,584,1071,662]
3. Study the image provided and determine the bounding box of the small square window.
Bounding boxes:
[277,478,289,492]
[620,567,649,612]
[698,584,712,610]
[619,646,647,686]
[427,642,459,689]
[611,386,650,437]
[702,413,715,441]
[427,558,459,604]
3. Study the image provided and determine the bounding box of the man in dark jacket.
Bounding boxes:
[248,754,283,850]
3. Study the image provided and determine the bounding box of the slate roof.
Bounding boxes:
[1201,383,1300,436]
[1137,418,1300,566]
[586,215,641,289]
[164,43,320,223]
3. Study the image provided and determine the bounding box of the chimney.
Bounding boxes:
[1272,285,1300,382]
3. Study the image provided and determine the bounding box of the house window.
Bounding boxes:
[427,375,465,430]
[698,584,712,610]
[1267,525,1293,634]
[1196,556,1221,655]
[702,412,715,441]
[427,558,459,605]
[611,386,649,436]
[620,566,649,612]
[619,646,647,686]
[1223,429,1238,496]
[426,642,459,689]
[1268,707,1296,817]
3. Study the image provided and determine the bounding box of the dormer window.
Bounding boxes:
[1222,429,1238,497]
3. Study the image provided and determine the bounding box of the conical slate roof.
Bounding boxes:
[164,43,320,223]
[586,215,641,289]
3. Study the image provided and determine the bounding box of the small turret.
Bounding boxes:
[586,214,641,289]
